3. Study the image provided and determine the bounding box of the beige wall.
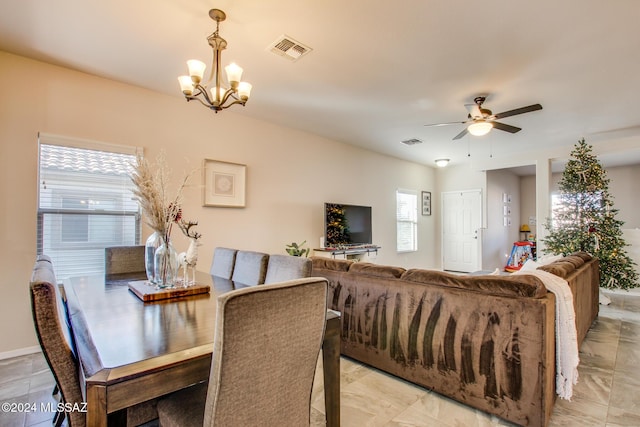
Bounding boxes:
[0,51,437,355]
[520,175,537,235]
[485,169,521,270]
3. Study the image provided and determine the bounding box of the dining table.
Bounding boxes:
[63,270,341,427]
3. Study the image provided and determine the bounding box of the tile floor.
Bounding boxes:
[2,289,639,427]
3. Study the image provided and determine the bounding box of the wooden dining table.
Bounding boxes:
[63,271,341,426]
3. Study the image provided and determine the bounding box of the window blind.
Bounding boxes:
[37,135,140,279]
[396,189,418,252]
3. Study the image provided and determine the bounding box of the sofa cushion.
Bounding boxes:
[310,257,353,272]
[538,261,576,279]
[561,255,585,269]
[570,251,592,262]
[401,269,548,298]
[348,262,406,279]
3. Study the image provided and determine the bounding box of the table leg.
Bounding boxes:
[322,316,341,427]
[86,384,108,427]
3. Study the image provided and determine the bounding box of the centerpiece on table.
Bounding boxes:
[130,152,191,288]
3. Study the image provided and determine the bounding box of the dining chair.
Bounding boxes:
[30,256,86,427]
[209,247,238,280]
[230,250,269,286]
[31,256,160,427]
[263,254,312,284]
[104,245,146,281]
[156,277,328,427]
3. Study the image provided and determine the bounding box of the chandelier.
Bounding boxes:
[178,9,252,113]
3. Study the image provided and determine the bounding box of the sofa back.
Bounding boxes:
[311,257,556,427]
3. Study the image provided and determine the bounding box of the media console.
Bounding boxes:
[313,245,380,262]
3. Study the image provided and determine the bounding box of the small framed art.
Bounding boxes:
[422,191,432,216]
[202,159,246,207]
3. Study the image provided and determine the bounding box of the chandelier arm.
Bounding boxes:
[193,84,215,106]
[218,89,238,106]
[220,99,247,109]
[184,85,222,110]
[186,95,216,109]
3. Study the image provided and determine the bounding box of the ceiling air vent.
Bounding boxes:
[401,138,423,146]
[268,35,312,61]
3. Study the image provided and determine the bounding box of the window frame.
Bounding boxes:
[36,133,142,279]
[396,189,418,253]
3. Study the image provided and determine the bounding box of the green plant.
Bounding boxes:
[286,241,310,257]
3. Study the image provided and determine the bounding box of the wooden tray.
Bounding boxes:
[128,280,210,302]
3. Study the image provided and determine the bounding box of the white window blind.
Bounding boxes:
[37,135,140,279]
[396,189,418,252]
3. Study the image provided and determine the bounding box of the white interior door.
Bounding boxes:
[442,190,482,272]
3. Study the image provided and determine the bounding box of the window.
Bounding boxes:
[396,189,418,252]
[551,190,603,228]
[37,134,140,279]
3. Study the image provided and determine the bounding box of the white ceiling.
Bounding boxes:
[2,0,640,170]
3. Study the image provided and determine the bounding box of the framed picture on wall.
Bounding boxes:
[202,159,246,207]
[422,191,431,216]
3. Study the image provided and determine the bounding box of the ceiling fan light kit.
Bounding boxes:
[467,121,493,136]
[177,9,252,113]
[435,158,450,167]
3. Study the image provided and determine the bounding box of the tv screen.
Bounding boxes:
[324,203,372,246]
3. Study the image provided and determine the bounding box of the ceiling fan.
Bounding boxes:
[424,96,543,140]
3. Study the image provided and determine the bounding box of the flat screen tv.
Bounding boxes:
[324,203,372,246]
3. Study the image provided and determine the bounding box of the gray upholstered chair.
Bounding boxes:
[156,277,328,427]
[104,245,145,281]
[264,254,312,284]
[209,247,238,279]
[30,256,86,427]
[32,256,159,427]
[230,250,269,286]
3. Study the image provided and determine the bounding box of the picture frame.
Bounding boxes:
[421,191,432,216]
[202,159,246,207]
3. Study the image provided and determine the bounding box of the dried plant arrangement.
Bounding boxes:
[130,151,190,242]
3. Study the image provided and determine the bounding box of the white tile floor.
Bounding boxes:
[2,289,639,427]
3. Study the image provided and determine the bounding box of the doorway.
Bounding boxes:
[442,190,482,272]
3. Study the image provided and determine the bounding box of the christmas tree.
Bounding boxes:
[325,204,350,245]
[543,139,638,289]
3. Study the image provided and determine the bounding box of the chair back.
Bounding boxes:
[231,250,269,286]
[30,257,86,427]
[105,245,145,280]
[209,247,238,280]
[264,254,312,284]
[204,278,328,427]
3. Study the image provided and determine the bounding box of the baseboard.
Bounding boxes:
[602,287,640,297]
[0,345,41,361]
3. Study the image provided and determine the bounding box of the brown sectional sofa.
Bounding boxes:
[310,252,599,427]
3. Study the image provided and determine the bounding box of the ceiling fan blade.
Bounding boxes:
[423,121,467,128]
[453,128,469,140]
[492,121,522,133]
[465,103,482,119]
[493,104,542,120]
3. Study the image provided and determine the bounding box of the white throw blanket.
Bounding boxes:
[515,267,579,400]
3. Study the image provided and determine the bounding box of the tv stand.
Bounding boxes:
[313,245,380,262]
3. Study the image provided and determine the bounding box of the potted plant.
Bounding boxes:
[285,241,310,257]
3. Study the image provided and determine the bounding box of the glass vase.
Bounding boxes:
[154,239,178,288]
[145,231,162,284]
